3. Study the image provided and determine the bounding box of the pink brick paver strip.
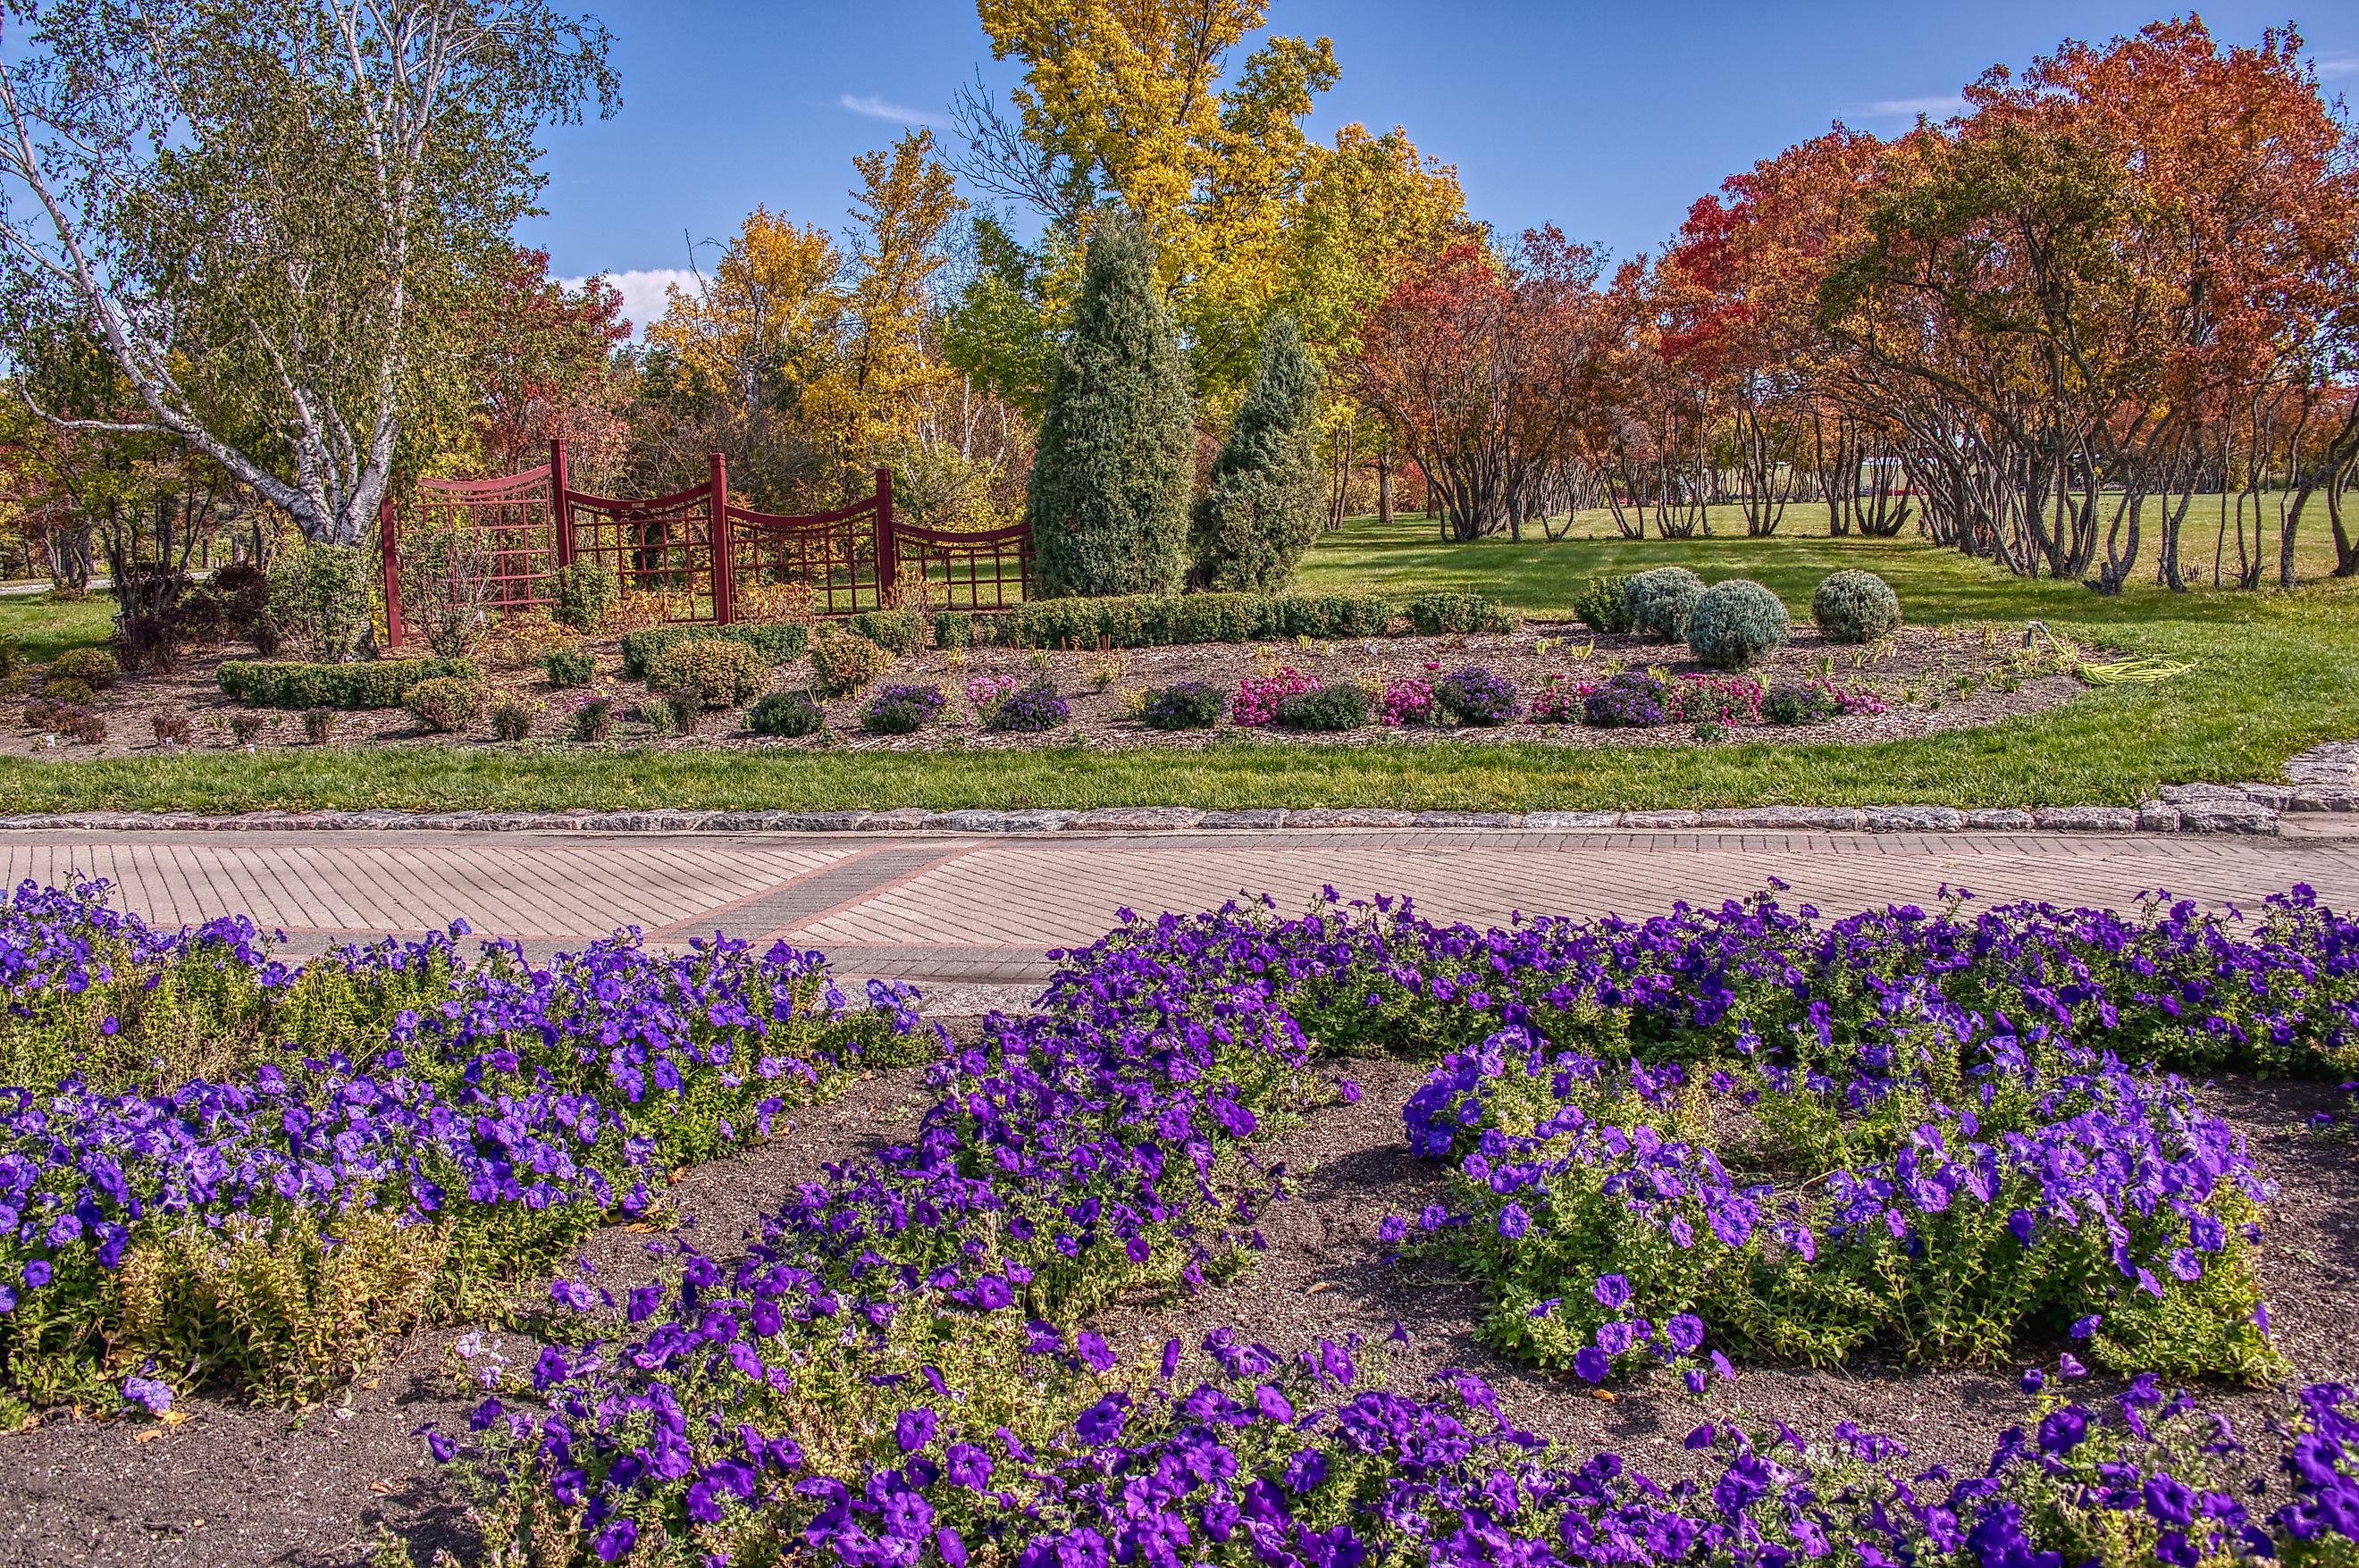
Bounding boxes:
[4,826,2356,983]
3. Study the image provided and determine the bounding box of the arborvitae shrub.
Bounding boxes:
[550,560,618,633]
[1191,314,1323,592]
[1026,210,1194,599]
[541,647,596,687]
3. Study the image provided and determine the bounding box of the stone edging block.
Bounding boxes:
[0,791,2305,838]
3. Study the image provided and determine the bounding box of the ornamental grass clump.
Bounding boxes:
[860,683,947,734]
[1683,578,1790,669]
[1622,566,1705,641]
[1582,670,1671,727]
[1813,568,1903,642]
[1433,666,1518,725]
[1138,680,1227,730]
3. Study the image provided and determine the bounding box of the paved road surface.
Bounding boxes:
[5,823,2355,987]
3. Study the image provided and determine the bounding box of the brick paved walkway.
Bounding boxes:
[7,823,2358,985]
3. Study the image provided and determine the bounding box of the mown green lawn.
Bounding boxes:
[1,516,2352,815]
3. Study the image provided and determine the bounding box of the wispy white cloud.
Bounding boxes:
[839,92,950,129]
[558,267,698,340]
[1851,93,1966,121]
[2312,54,2359,79]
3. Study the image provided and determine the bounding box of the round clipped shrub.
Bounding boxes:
[1273,682,1372,732]
[807,631,894,699]
[1812,569,1902,643]
[848,608,924,658]
[860,683,947,734]
[749,689,827,738]
[1684,579,1792,670]
[1621,566,1705,641]
[932,611,974,650]
[1582,671,1671,728]
[648,638,766,709]
[1433,667,1519,726]
[541,646,596,687]
[38,675,94,708]
[404,676,484,734]
[50,647,120,691]
[985,683,1070,733]
[1139,681,1227,731]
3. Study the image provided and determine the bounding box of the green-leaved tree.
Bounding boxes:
[1190,314,1322,591]
[1026,210,1193,598]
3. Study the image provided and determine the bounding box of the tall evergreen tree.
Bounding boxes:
[1027,211,1195,598]
[1191,314,1324,591]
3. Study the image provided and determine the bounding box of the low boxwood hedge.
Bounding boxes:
[1003,591,1394,650]
[217,657,480,709]
[617,623,810,681]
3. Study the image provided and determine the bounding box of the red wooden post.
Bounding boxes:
[874,465,896,609]
[550,437,575,569]
[379,496,405,650]
[709,450,735,625]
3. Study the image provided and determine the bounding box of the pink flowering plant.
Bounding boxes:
[964,674,1020,724]
[1233,666,1315,726]
[1527,675,1591,725]
[1669,673,1764,725]
[1378,676,1435,726]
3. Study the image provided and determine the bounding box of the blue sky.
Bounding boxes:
[531,1,2359,332]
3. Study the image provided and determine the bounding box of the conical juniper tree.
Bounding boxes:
[1191,314,1324,591]
[1027,210,1195,598]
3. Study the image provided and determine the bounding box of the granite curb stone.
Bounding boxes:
[1862,806,1967,833]
[0,793,2322,836]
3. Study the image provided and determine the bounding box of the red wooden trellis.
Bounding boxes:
[381,440,1032,648]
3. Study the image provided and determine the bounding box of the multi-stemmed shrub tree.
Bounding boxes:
[1025,210,1195,598]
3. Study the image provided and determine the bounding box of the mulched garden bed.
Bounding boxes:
[4,1031,2349,1568]
[3,619,2089,761]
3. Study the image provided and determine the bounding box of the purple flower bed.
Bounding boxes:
[1582,671,1671,727]
[416,881,2359,1563]
[0,879,919,1406]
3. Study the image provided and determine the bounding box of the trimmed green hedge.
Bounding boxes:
[618,623,810,681]
[217,658,480,709]
[1003,591,1394,650]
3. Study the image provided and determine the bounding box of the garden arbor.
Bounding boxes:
[379,440,1034,648]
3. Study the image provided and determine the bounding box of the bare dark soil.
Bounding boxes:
[4,1031,2346,1567]
[4,622,2086,763]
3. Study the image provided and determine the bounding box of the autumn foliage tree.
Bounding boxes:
[1348,231,1612,541]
